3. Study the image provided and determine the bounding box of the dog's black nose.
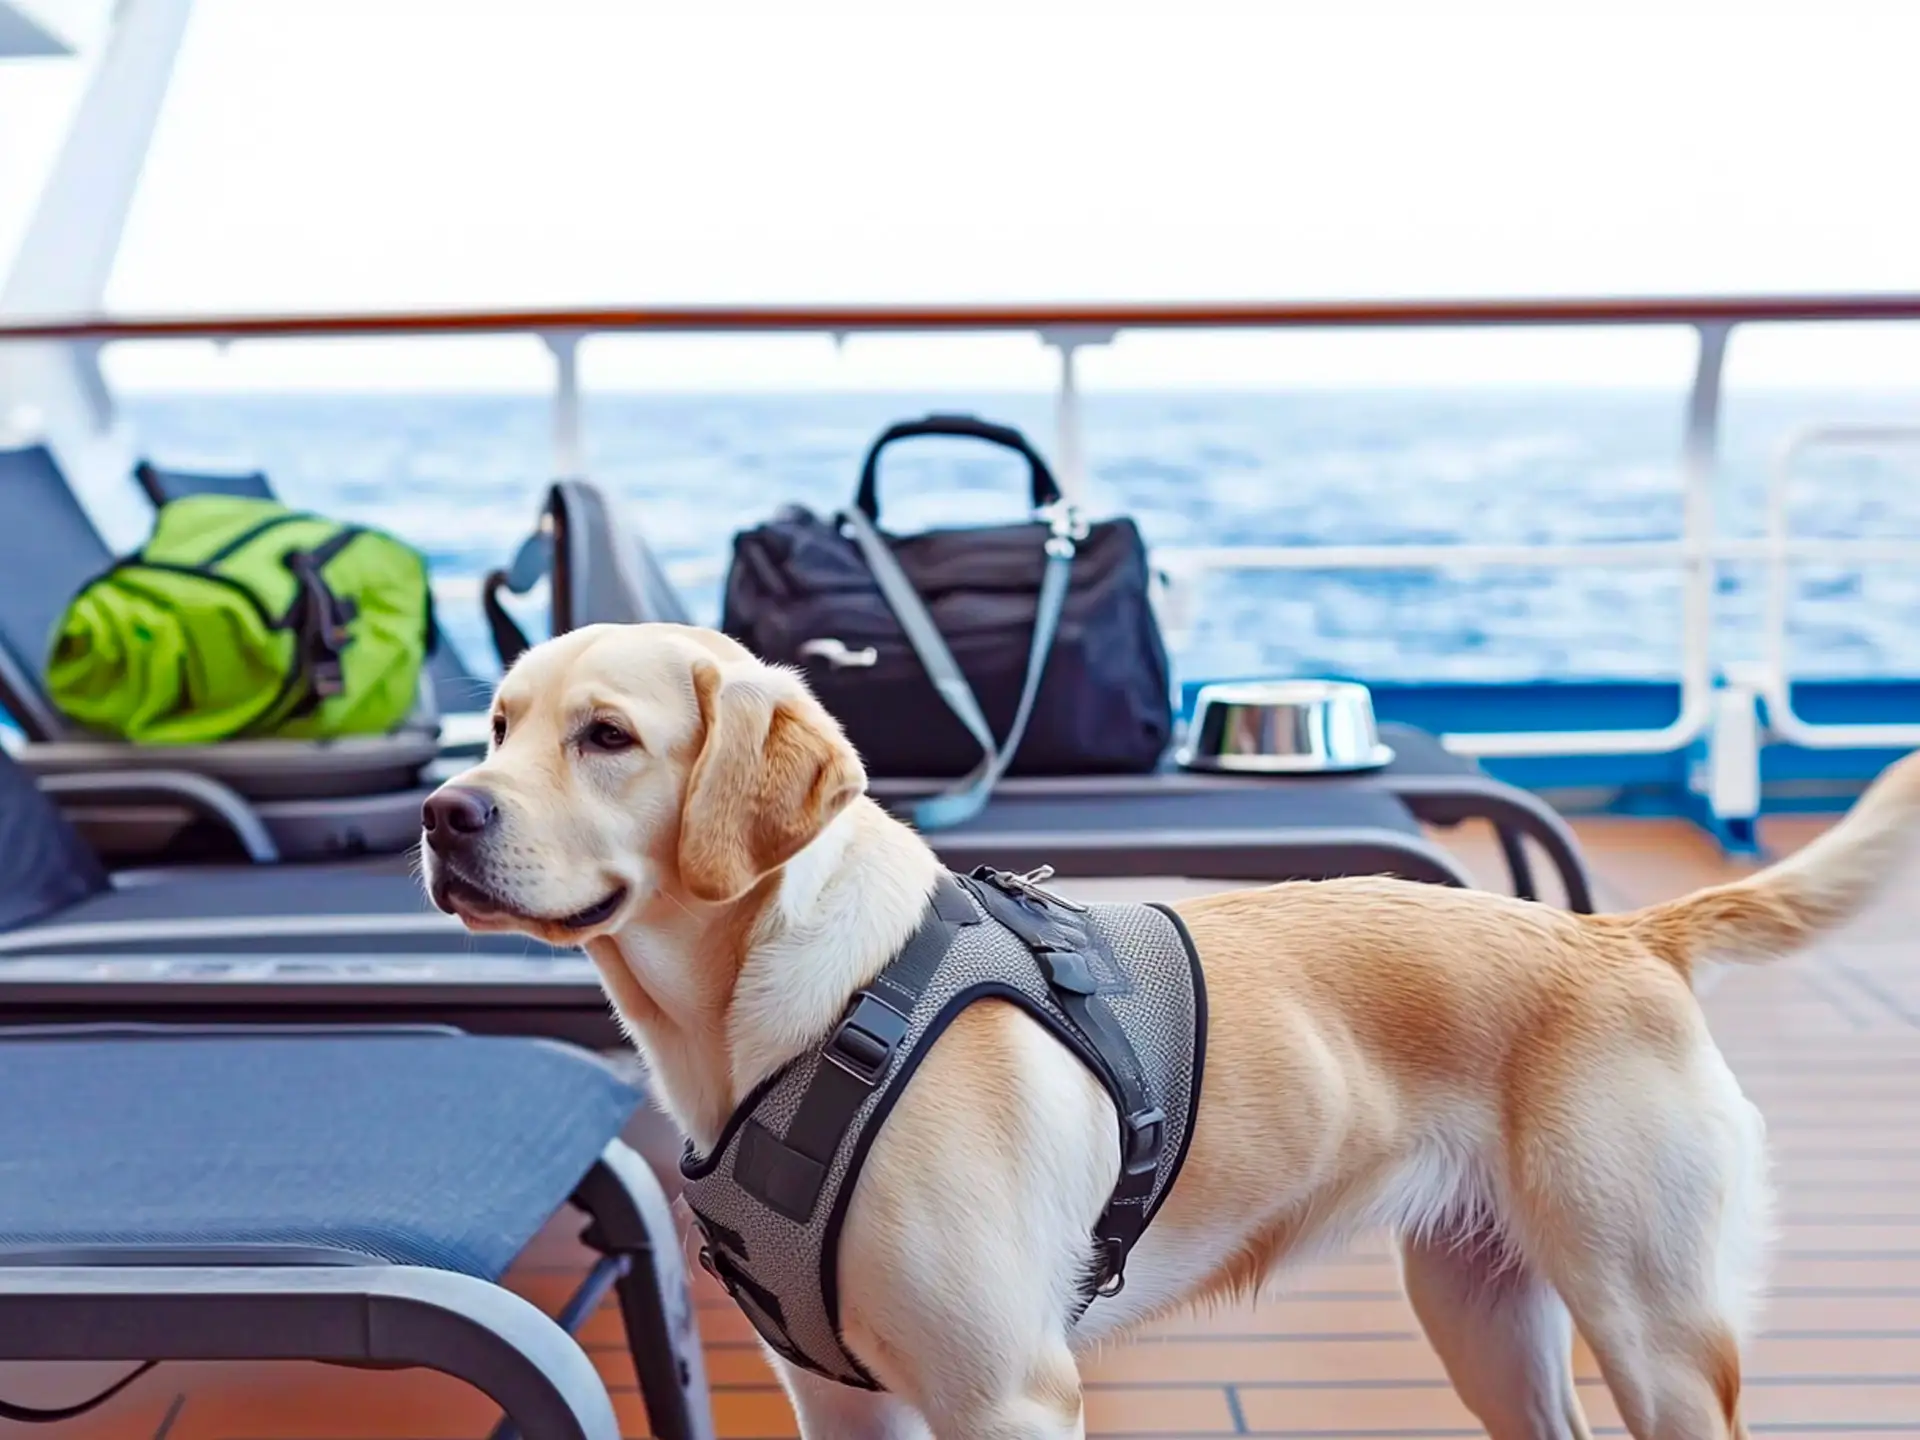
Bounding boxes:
[422,786,496,850]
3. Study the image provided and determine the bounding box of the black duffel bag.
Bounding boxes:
[720,414,1174,828]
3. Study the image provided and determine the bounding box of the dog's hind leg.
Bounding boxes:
[1515,1047,1771,1440]
[1401,1224,1595,1440]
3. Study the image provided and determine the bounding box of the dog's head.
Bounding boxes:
[420,623,867,944]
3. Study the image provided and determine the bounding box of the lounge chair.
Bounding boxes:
[133,459,496,717]
[0,444,441,862]
[483,479,692,671]
[0,739,629,1043]
[132,458,278,505]
[0,1022,714,1440]
[0,713,1585,1066]
[867,722,1597,912]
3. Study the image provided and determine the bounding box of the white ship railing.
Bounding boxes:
[1762,424,1920,752]
[5,295,1920,765]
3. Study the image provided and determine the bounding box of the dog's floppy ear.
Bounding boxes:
[676,659,867,904]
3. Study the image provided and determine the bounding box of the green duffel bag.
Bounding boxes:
[46,493,435,745]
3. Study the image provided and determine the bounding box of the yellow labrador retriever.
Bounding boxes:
[422,621,1920,1440]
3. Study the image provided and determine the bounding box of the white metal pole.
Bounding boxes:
[0,0,195,546]
[545,332,584,480]
[1,0,196,430]
[1042,328,1113,503]
[1054,338,1084,502]
[1680,322,1731,704]
[0,0,196,317]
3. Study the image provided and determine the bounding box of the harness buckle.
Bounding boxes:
[972,863,1088,914]
[823,991,910,1086]
[1122,1106,1166,1177]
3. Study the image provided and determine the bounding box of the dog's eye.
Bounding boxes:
[490,714,506,747]
[584,720,635,753]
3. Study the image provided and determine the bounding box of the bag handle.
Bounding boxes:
[854,414,1064,524]
[838,504,1075,830]
[481,526,556,670]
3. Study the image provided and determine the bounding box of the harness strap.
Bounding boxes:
[732,873,981,1227]
[693,866,1181,1388]
[964,869,1166,1307]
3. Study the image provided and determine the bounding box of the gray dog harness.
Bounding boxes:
[680,865,1207,1389]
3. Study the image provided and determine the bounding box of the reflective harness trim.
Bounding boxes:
[681,866,1207,1391]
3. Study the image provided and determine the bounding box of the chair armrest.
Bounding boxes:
[38,770,281,864]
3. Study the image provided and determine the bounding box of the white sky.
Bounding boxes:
[7,0,1920,390]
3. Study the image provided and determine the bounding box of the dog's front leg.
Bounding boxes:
[772,1333,1087,1440]
[775,1355,931,1440]
[916,1338,1087,1440]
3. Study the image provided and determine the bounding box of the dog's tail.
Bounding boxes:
[1627,748,1920,975]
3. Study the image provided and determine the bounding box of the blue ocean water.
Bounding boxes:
[118,389,1920,687]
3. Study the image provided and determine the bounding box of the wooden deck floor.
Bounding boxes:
[11,813,1920,1439]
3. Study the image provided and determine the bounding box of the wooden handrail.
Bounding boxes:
[5,293,1920,342]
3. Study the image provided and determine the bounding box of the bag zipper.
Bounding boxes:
[100,560,282,630]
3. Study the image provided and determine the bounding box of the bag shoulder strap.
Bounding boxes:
[838,506,1077,830]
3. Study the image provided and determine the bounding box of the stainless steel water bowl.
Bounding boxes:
[1176,680,1395,775]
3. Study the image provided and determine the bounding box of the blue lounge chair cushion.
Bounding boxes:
[0,1029,642,1280]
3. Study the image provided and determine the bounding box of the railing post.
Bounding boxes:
[1681,322,1731,700]
[1041,328,1115,502]
[544,331,585,481]
[1684,321,1739,829]
[1705,677,1762,854]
